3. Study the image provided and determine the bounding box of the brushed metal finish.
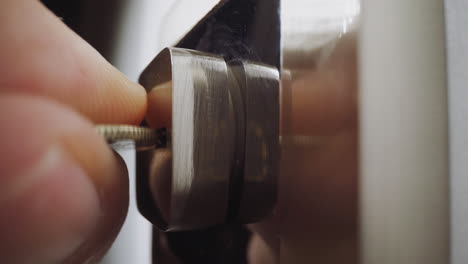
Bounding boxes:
[136,1,450,263]
[144,0,360,262]
[137,44,281,233]
[279,1,360,263]
[139,47,235,231]
[229,60,280,223]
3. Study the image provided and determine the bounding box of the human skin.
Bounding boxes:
[0,0,147,263]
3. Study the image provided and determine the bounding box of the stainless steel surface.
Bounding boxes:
[145,2,281,263]
[360,0,449,263]
[139,47,235,231]
[279,1,359,263]
[229,61,280,223]
[138,0,451,263]
[86,0,452,262]
[137,45,280,234]
[145,0,359,263]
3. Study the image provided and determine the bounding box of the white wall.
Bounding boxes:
[445,0,468,263]
[360,0,450,263]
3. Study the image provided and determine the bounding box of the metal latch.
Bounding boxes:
[136,47,279,231]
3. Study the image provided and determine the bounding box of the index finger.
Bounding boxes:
[0,0,147,125]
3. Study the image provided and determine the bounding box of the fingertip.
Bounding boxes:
[0,95,129,263]
[83,60,148,125]
[0,0,147,125]
[146,81,172,128]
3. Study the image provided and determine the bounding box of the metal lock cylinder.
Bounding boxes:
[137,47,279,231]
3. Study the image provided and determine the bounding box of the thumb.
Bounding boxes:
[0,95,128,263]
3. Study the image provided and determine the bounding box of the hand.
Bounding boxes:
[0,0,147,263]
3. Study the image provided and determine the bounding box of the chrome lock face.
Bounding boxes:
[137,47,279,231]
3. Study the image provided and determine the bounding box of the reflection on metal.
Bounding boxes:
[138,48,234,231]
[138,0,451,263]
[280,0,359,263]
[137,47,279,233]
[176,0,280,67]
[139,0,362,263]
[228,60,279,223]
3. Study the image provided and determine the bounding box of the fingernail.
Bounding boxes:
[0,145,101,263]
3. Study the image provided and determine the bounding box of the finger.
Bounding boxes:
[286,33,357,135]
[146,81,172,128]
[0,95,128,263]
[0,0,146,124]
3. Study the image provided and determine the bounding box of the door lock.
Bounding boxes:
[136,47,279,231]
